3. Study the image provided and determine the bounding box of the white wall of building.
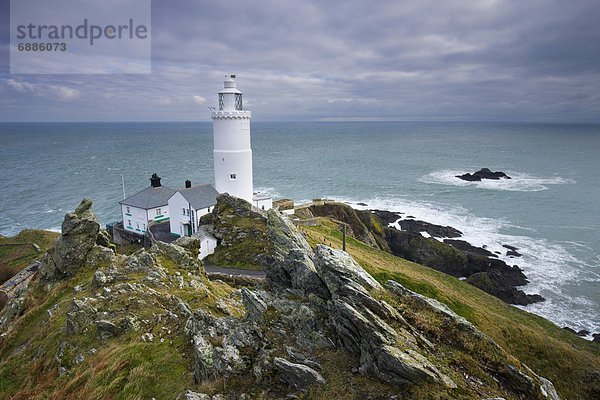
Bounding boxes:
[168,191,212,237]
[122,204,169,235]
[199,236,217,260]
[253,197,273,211]
[213,147,253,204]
[122,204,148,234]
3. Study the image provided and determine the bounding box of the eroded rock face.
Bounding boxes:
[273,357,326,390]
[317,249,455,388]
[260,210,329,298]
[314,245,382,293]
[39,199,102,283]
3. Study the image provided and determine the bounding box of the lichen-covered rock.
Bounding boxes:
[96,229,116,252]
[87,245,116,267]
[150,240,200,271]
[261,210,329,298]
[203,194,270,268]
[176,390,211,400]
[174,236,200,259]
[386,279,483,337]
[273,357,326,391]
[66,298,97,335]
[0,287,28,334]
[95,320,119,339]
[39,199,100,282]
[192,334,215,382]
[314,245,382,293]
[240,288,267,321]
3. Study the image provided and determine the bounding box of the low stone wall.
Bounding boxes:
[111,223,151,247]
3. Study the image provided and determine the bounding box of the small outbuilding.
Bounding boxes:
[193,226,218,260]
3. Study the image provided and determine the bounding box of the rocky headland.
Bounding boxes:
[0,196,598,399]
[299,202,544,305]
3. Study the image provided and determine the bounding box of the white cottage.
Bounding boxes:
[119,174,175,235]
[168,181,220,238]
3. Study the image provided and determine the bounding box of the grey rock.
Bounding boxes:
[273,357,326,391]
[315,245,382,293]
[261,210,330,298]
[174,236,200,259]
[66,298,97,335]
[96,229,116,251]
[39,199,100,283]
[504,364,535,395]
[95,320,119,339]
[369,345,441,385]
[192,334,215,383]
[176,390,211,400]
[539,376,560,400]
[241,288,267,321]
[213,344,246,376]
[386,280,483,337]
[0,287,28,333]
[87,245,116,267]
[151,241,200,271]
[141,333,154,342]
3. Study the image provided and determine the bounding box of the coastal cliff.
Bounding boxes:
[298,202,544,306]
[0,197,598,399]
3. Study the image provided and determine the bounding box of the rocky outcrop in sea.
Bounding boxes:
[456,168,511,181]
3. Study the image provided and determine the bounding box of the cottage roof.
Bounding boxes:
[120,186,176,209]
[174,184,219,210]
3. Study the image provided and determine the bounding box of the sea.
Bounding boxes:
[1,121,598,337]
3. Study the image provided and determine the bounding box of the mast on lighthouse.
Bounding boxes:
[211,75,254,204]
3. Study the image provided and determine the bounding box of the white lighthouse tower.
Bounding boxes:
[211,75,253,203]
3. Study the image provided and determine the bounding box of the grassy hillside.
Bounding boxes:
[300,218,600,400]
[0,230,59,284]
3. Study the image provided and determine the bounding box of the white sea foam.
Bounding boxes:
[337,195,599,337]
[420,170,575,192]
[254,186,282,199]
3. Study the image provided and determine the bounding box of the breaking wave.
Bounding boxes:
[419,170,575,192]
[337,195,599,339]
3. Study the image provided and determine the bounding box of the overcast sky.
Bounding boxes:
[1,0,599,122]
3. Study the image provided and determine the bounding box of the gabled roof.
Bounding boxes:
[173,183,219,210]
[120,186,176,209]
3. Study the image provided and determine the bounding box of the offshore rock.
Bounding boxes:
[456,168,511,181]
[273,357,326,391]
[39,199,100,283]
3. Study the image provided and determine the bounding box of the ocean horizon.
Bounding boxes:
[1,121,598,338]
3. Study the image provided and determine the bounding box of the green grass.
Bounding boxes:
[0,229,59,284]
[301,220,600,400]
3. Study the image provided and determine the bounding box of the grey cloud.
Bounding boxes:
[1,0,599,121]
